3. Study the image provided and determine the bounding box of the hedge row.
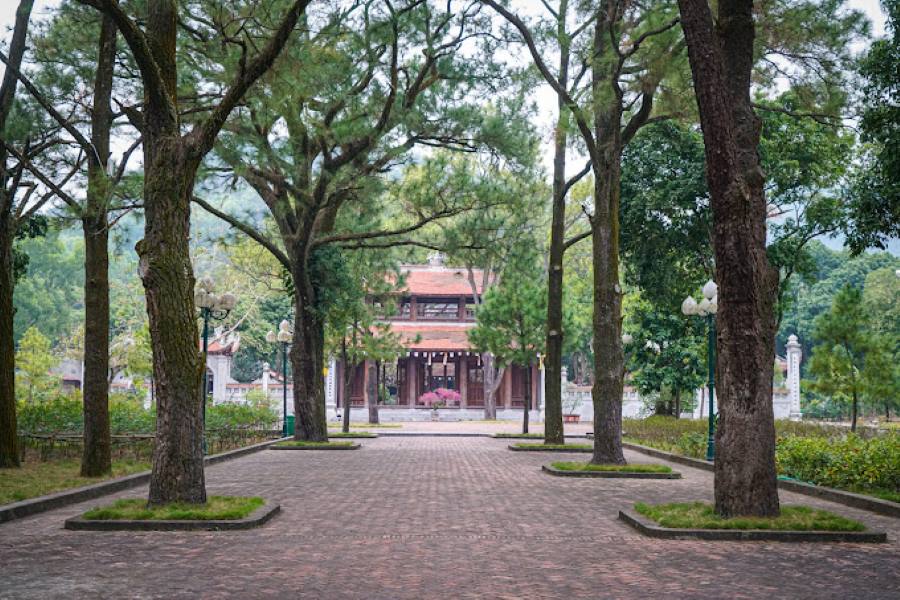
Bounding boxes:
[623,416,899,499]
[17,392,278,434]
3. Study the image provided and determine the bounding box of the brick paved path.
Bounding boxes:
[1,437,897,599]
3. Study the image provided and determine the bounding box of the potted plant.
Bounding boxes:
[563,394,581,423]
[419,391,442,420]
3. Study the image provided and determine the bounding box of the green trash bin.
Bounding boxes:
[285,415,295,436]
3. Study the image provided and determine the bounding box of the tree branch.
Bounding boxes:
[563,229,592,251]
[191,194,290,268]
[191,0,313,157]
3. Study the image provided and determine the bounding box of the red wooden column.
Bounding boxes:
[407,356,417,407]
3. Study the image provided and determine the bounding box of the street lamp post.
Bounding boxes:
[681,279,718,461]
[194,277,237,454]
[267,320,292,438]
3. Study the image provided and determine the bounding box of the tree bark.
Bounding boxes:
[522,362,531,434]
[367,362,379,424]
[80,13,116,478]
[290,256,329,441]
[0,226,17,467]
[851,388,858,433]
[0,0,34,469]
[677,0,780,517]
[341,339,352,434]
[482,353,501,420]
[543,0,571,447]
[589,12,626,466]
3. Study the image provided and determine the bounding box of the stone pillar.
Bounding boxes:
[262,362,270,400]
[786,334,803,420]
[325,356,338,417]
[538,358,546,422]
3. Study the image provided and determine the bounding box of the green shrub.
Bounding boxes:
[109,394,155,433]
[675,432,707,459]
[776,434,900,496]
[17,392,83,433]
[206,402,278,430]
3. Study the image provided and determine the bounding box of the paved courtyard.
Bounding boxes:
[1,436,897,599]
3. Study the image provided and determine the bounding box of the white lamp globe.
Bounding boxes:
[277,330,291,343]
[200,276,215,292]
[219,293,236,311]
[279,319,291,333]
[702,279,718,300]
[622,333,633,345]
[681,296,698,316]
[265,331,277,344]
[708,295,718,314]
[698,298,712,315]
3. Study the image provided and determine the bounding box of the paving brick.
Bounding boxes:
[0,437,897,599]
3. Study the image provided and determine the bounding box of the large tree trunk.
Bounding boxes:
[341,340,352,434]
[482,353,500,420]
[589,158,626,465]
[588,12,626,465]
[0,225,18,468]
[367,362,379,424]
[290,257,328,441]
[80,13,115,478]
[142,146,206,505]
[678,0,780,517]
[522,362,531,435]
[0,0,35,470]
[543,0,571,447]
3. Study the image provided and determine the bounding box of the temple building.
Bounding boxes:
[334,254,543,421]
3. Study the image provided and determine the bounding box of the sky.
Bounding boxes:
[0,1,895,254]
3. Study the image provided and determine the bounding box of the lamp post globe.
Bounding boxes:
[195,277,238,454]
[682,281,717,461]
[268,320,293,437]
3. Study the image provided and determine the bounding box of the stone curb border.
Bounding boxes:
[0,437,287,525]
[327,434,378,439]
[64,502,280,532]
[541,465,681,479]
[508,444,593,453]
[618,509,887,543]
[622,441,900,519]
[270,443,361,450]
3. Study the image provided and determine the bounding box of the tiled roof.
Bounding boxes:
[384,322,476,351]
[396,265,485,296]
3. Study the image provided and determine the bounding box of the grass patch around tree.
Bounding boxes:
[511,443,593,450]
[551,461,672,473]
[0,459,150,505]
[328,432,377,438]
[273,440,358,449]
[82,496,263,521]
[493,433,544,439]
[634,502,866,532]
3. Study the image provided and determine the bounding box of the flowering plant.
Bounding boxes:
[434,387,461,406]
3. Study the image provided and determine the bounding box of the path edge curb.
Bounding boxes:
[64,502,280,532]
[617,509,887,543]
[622,441,900,518]
[541,465,681,479]
[0,437,286,525]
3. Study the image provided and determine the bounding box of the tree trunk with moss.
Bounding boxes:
[0,0,34,469]
[678,0,780,517]
[0,226,17,468]
[367,362,379,424]
[80,13,116,478]
[290,254,329,442]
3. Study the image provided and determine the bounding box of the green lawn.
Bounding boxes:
[273,440,358,448]
[512,443,593,450]
[82,496,263,521]
[551,461,672,473]
[0,459,150,505]
[634,502,866,532]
